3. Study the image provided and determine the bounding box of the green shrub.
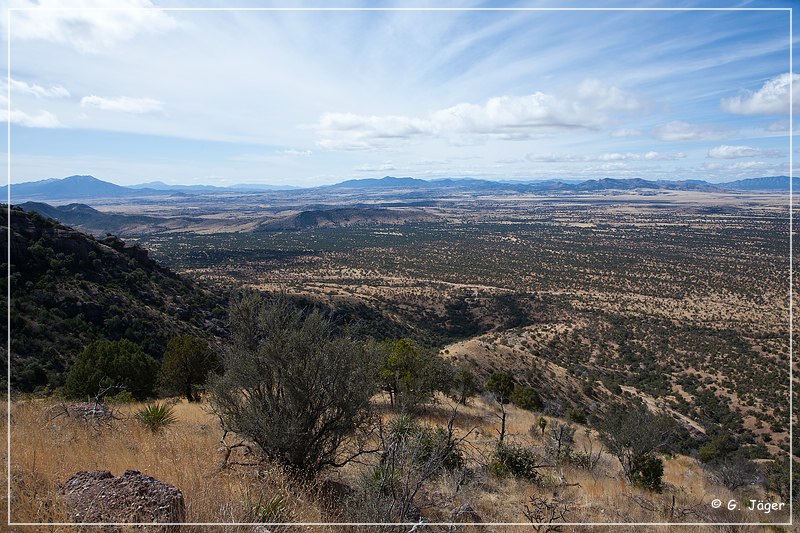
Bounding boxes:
[63,339,159,400]
[160,335,219,402]
[246,493,291,523]
[106,390,136,404]
[630,454,664,493]
[490,442,542,482]
[486,371,515,403]
[511,385,542,411]
[209,293,380,476]
[387,414,464,471]
[698,434,738,463]
[567,407,587,424]
[380,339,452,411]
[136,403,177,433]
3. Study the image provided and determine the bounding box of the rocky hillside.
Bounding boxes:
[3,206,226,392]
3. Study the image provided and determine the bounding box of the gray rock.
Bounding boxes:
[61,469,185,524]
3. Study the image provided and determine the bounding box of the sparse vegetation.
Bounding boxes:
[597,402,676,492]
[8,185,794,526]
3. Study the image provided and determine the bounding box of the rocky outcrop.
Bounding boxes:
[61,470,185,524]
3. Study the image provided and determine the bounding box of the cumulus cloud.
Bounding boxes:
[9,79,69,99]
[527,151,685,163]
[9,0,178,53]
[652,120,731,141]
[81,95,164,114]
[707,145,782,159]
[721,73,799,115]
[313,79,642,150]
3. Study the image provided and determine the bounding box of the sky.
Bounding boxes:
[1,0,798,187]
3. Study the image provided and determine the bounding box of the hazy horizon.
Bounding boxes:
[6,172,795,189]
[3,1,797,187]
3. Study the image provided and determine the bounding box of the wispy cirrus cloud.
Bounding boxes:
[80,95,164,114]
[0,89,63,128]
[7,108,62,128]
[721,73,799,116]
[313,79,642,150]
[707,145,782,159]
[652,120,731,142]
[355,161,396,172]
[8,78,69,98]
[8,0,178,54]
[527,151,685,163]
[609,128,641,138]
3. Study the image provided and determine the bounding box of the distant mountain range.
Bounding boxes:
[2,175,297,200]
[129,180,299,192]
[3,174,796,201]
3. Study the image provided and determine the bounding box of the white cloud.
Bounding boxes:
[698,160,788,176]
[610,128,641,138]
[313,79,642,150]
[727,161,773,170]
[583,162,631,172]
[652,120,731,141]
[721,73,800,115]
[9,0,178,54]
[527,151,685,163]
[8,79,69,98]
[80,95,164,114]
[7,109,62,128]
[575,78,643,112]
[355,161,396,172]
[707,145,782,159]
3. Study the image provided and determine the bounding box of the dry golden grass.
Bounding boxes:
[5,399,331,532]
[2,397,790,532]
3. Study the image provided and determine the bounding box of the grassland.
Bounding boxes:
[4,395,790,530]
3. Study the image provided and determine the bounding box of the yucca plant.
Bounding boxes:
[136,402,177,433]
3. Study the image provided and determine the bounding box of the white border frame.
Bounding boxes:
[4,5,794,529]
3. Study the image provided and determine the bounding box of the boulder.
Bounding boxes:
[61,470,185,524]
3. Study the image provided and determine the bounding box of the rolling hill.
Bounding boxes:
[17,201,171,236]
[254,207,442,231]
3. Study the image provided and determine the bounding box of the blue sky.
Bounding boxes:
[2,0,797,186]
